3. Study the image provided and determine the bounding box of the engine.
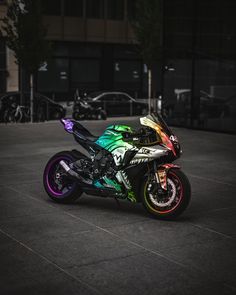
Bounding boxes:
[73,150,116,181]
[93,149,117,180]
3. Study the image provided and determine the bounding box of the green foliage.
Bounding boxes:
[0,0,51,73]
[131,0,162,66]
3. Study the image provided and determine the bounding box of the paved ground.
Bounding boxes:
[0,117,235,295]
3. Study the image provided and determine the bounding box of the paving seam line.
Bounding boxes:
[189,223,234,239]
[5,186,187,269]
[0,227,103,295]
[187,173,236,187]
[5,185,236,291]
[6,185,235,241]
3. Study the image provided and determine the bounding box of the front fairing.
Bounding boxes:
[140,114,181,158]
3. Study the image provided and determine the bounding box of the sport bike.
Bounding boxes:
[43,113,191,219]
[73,96,107,120]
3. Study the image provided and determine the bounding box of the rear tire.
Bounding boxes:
[97,110,107,120]
[141,168,191,220]
[4,109,16,123]
[73,112,83,120]
[43,151,82,203]
[101,110,107,120]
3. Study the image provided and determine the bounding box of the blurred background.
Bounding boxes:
[0,0,236,132]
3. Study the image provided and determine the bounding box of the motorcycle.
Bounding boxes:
[73,95,107,120]
[43,113,191,219]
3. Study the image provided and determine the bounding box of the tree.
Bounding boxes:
[130,0,163,113]
[0,0,51,122]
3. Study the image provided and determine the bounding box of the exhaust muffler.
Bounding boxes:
[59,160,92,185]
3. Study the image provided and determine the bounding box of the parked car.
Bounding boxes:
[165,90,233,121]
[0,92,66,122]
[87,92,149,116]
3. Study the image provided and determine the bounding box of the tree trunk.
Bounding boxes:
[148,68,152,114]
[30,73,34,123]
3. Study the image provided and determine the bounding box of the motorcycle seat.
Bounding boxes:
[73,121,99,142]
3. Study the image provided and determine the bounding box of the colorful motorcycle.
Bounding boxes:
[43,113,191,219]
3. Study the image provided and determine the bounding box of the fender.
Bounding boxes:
[156,163,180,190]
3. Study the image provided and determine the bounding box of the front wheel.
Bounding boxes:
[141,168,191,219]
[43,151,82,203]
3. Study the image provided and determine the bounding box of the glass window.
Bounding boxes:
[114,61,141,82]
[99,94,116,101]
[41,0,61,16]
[117,94,131,102]
[71,59,100,83]
[86,0,104,19]
[64,0,83,17]
[38,58,69,92]
[107,0,124,20]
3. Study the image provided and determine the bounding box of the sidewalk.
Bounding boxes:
[0,118,235,295]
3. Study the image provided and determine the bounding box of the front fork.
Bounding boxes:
[153,162,180,192]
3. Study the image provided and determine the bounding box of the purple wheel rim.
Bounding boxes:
[45,156,75,197]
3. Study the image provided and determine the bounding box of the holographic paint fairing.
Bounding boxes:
[96,125,133,152]
[95,125,137,201]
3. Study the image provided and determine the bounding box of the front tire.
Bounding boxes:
[43,151,82,203]
[141,168,191,219]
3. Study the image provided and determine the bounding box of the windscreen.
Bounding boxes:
[145,113,173,136]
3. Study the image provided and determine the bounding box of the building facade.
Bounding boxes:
[1,0,236,131]
[1,0,147,99]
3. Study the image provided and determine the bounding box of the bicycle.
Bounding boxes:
[4,104,30,123]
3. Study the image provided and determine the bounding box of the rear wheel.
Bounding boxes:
[141,168,191,219]
[97,110,107,120]
[43,151,82,203]
[3,109,16,123]
[73,111,84,120]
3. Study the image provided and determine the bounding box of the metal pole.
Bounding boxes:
[190,0,198,127]
[148,68,152,114]
[30,73,33,123]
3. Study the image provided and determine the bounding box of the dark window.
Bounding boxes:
[99,94,116,101]
[114,61,141,82]
[127,0,137,20]
[64,0,83,17]
[38,58,69,92]
[71,59,100,87]
[117,94,131,102]
[86,0,104,19]
[41,0,61,16]
[107,0,124,20]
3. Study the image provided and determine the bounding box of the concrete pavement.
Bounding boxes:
[0,118,236,295]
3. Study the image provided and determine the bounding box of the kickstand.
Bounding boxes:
[114,197,121,208]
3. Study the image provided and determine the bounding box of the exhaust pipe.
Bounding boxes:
[59,160,92,185]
